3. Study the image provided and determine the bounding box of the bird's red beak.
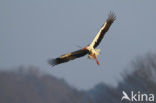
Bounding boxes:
[82,47,87,50]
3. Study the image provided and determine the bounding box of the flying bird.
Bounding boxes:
[49,12,116,66]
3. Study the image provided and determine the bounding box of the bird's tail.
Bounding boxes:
[95,49,100,56]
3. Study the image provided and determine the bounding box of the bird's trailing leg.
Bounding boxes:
[92,53,100,65]
[95,58,100,65]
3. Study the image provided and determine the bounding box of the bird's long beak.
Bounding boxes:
[95,58,100,65]
[82,47,87,50]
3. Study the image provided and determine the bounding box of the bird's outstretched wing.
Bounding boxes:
[90,12,116,48]
[48,49,89,66]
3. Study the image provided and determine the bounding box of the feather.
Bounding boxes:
[49,49,89,66]
[90,11,116,48]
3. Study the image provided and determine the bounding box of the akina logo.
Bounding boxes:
[121,91,155,102]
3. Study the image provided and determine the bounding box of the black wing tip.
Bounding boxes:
[48,58,58,67]
[107,11,116,23]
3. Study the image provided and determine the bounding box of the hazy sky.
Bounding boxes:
[1,0,156,90]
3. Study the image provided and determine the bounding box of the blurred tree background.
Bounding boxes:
[0,53,156,103]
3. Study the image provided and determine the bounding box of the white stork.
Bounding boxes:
[49,12,116,66]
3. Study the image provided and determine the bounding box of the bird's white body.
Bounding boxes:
[86,46,100,59]
[82,46,101,65]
